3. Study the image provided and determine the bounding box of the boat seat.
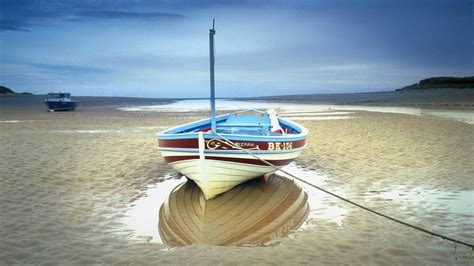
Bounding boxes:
[216,127,270,136]
[219,112,272,131]
[218,123,271,127]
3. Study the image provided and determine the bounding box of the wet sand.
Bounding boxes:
[0,94,473,264]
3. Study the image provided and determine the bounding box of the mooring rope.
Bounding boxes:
[211,130,474,251]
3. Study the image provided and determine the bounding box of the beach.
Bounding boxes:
[0,92,473,264]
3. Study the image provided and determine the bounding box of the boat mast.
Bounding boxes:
[209,19,216,131]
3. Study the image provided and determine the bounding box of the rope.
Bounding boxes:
[210,130,474,250]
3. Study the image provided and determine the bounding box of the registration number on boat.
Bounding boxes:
[268,142,293,150]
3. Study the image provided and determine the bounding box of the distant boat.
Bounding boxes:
[157,20,308,199]
[44,92,79,111]
[158,174,309,246]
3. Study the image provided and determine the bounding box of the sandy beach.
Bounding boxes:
[0,93,473,264]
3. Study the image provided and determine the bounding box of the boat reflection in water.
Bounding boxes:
[158,174,309,246]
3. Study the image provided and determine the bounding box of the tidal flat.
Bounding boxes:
[0,93,473,264]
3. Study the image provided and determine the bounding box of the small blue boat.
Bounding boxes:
[44,92,79,111]
[157,111,308,199]
[157,20,308,199]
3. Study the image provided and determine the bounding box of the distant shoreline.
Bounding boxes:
[396,76,474,91]
[2,90,473,111]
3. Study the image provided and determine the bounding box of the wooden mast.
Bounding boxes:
[209,19,216,131]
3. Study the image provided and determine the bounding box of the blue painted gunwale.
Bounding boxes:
[156,109,308,143]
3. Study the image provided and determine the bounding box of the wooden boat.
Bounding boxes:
[44,92,79,111]
[157,20,308,199]
[158,174,309,246]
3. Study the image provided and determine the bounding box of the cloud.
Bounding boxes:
[0,1,187,32]
[0,23,30,32]
[26,63,111,75]
[77,11,187,21]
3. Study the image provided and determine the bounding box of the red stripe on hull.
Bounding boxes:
[158,138,306,151]
[164,155,295,167]
[159,138,198,149]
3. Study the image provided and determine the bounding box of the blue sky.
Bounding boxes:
[0,0,472,97]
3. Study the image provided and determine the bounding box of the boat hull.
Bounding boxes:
[45,101,78,111]
[161,149,303,199]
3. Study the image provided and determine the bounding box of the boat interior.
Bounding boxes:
[174,110,300,136]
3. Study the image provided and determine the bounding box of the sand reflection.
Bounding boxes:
[158,174,309,246]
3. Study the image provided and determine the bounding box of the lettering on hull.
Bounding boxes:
[267,142,293,150]
[206,139,260,150]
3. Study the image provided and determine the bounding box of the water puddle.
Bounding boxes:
[280,112,355,116]
[53,126,169,134]
[276,165,348,227]
[158,174,310,246]
[119,163,473,246]
[120,164,346,246]
[285,116,352,121]
[280,111,354,121]
[327,106,474,124]
[359,186,474,216]
[121,174,185,244]
[117,99,335,113]
[56,129,126,134]
[0,120,38,123]
[118,99,474,124]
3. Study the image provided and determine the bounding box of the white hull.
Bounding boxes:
[162,149,302,199]
[170,159,275,199]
